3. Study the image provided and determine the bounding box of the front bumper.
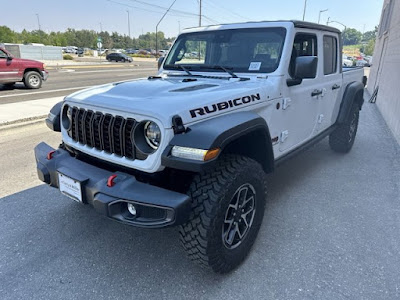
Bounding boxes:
[34,142,191,228]
[42,70,49,81]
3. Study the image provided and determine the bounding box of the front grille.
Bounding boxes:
[66,105,143,160]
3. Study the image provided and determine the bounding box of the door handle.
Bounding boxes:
[311,89,323,97]
[332,84,341,90]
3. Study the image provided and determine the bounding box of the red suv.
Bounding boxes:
[0,47,49,89]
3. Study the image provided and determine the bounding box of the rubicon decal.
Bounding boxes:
[189,93,261,118]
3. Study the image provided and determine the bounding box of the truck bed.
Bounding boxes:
[343,66,365,85]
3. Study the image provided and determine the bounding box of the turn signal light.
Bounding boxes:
[171,146,220,161]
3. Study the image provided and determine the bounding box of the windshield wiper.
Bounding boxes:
[200,65,238,78]
[165,64,193,76]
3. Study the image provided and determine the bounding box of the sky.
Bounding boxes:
[0,0,384,38]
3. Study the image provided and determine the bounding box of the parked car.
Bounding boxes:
[0,47,48,89]
[126,49,138,54]
[158,50,169,56]
[37,20,366,273]
[342,55,353,67]
[106,52,133,62]
[138,49,150,55]
[77,48,84,56]
[356,58,370,67]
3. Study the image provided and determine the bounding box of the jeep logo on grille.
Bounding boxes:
[189,93,261,118]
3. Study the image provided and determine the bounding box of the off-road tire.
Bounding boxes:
[179,155,267,273]
[329,103,360,153]
[23,71,42,89]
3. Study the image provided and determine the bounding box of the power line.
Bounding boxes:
[202,0,249,22]
[107,0,196,19]
[126,0,199,17]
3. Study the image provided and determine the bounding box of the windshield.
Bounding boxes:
[164,27,286,74]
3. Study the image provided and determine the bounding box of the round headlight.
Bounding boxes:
[144,121,161,149]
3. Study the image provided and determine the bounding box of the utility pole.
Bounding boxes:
[127,10,131,38]
[302,0,307,21]
[199,0,202,26]
[36,13,42,43]
[36,13,41,32]
[156,0,177,56]
[318,9,328,24]
[99,22,103,32]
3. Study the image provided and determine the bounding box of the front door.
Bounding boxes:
[279,32,321,152]
[0,49,19,83]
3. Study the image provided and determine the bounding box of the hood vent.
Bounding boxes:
[170,84,218,92]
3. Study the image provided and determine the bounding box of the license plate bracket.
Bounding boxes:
[58,173,83,203]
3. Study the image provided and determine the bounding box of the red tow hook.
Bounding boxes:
[107,174,118,187]
[47,150,56,160]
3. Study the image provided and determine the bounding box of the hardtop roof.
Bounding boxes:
[183,20,341,35]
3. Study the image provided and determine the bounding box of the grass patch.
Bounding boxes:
[343,45,361,57]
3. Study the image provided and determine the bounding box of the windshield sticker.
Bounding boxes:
[249,62,262,71]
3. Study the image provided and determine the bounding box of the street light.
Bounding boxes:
[156,0,177,56]
[327,20,347,32]
[302,0,307,21]
[318,9,328,24]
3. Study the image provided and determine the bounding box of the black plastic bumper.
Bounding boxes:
[34,142,191,228]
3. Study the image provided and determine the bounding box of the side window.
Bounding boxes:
[0,50,7,59]
[289,33,318,78]
[323,36,338,75]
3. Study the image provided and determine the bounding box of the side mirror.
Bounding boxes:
[294,56,318,79]
[287,56,318,87]
[158,56,165,69]
[7,55,13,60]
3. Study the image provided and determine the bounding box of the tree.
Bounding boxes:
[364,39,376,56]
[342,28,362,45]
[362,26,378,43]
[0,26,174,51]
[0,26,16,43]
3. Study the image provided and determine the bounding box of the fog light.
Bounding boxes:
[127,203,137,216]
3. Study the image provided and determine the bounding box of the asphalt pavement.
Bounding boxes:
[0,61,158,104]
[0,97,399,299]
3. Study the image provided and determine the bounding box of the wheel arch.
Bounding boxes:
[24,68,42,76]
[162,112,275,173]
[336,81,364,124]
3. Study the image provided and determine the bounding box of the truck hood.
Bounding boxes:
[65,75,281,127]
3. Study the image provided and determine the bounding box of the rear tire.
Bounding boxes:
[329,103,360,153]
[179,155,267,273]
[23,71,42,89]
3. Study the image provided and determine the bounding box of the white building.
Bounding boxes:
[367,0,400,144]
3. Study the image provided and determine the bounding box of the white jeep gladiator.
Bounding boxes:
[36,21,366,273]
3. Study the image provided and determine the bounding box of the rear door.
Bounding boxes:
[279,32,322,152]
[316,34,342,132]
[0,49,20,83]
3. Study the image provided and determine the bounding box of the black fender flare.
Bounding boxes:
[336,81,364,124]
[161,111,274,173]
[45,101,63,132]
